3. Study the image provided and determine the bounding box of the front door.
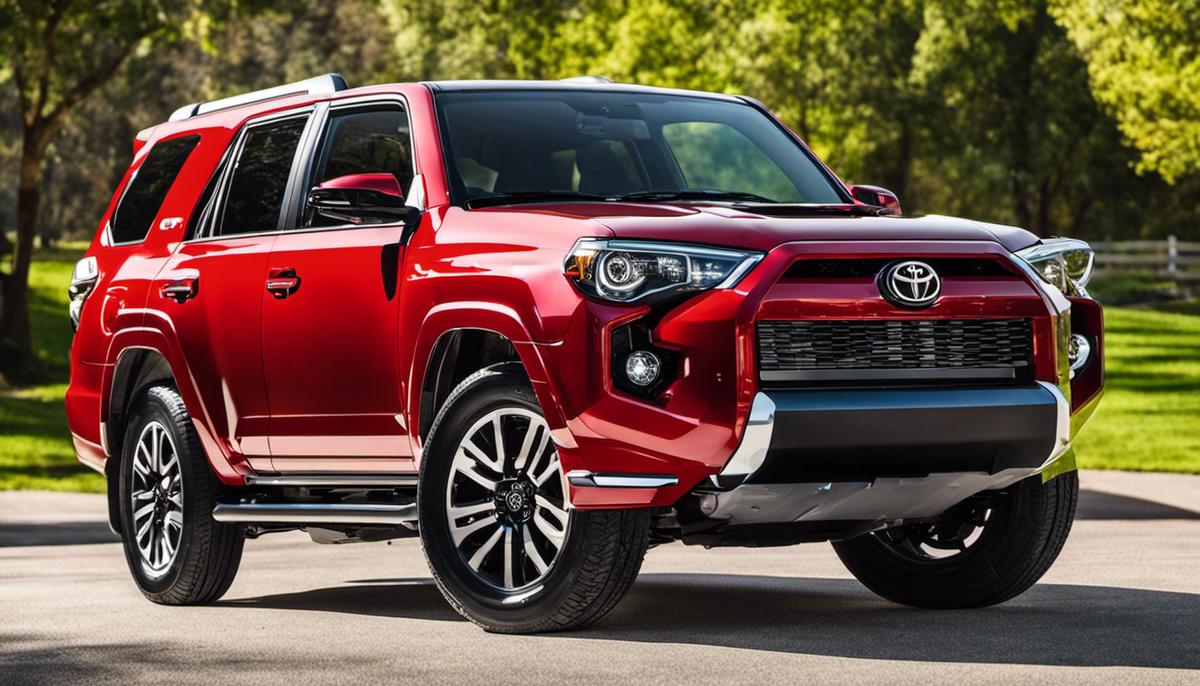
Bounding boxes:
[261,102,416,472]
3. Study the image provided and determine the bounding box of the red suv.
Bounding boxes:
[65,74,1103,633]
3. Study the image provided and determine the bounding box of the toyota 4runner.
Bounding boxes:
[65,74,1103,633]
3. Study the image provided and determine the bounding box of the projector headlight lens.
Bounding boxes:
[565,239,762,303]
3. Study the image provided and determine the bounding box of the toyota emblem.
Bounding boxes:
[879,260,941,308]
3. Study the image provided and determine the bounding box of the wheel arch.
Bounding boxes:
[409,302,570,456]
[416,328,524,442]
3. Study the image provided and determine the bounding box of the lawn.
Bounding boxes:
[1,243,104,492]
[0,246,1197,492]
[1072,304,1200,473]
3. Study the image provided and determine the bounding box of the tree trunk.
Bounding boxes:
[0,125,47,378]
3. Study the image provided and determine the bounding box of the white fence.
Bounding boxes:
[1091,236,1200,282]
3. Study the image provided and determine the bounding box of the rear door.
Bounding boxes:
[155,109,313,471]
[261,98,417,472]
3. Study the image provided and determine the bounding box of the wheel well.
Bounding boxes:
[419,329,522,441]
[105,348,177,535]
[107,349,175,462]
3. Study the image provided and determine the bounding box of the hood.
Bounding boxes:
[488,202,1040,254]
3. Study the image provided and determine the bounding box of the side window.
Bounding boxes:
[662,122,802,202]
[219,117,307,236]
[304,107,413,228]
[111,135,200,244]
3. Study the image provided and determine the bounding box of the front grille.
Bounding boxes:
[783,258,1015,280]
[757,318,1033,384]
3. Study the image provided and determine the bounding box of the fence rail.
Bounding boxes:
[1091,236,1200,282]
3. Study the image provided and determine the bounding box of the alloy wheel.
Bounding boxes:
[445,408,570,591]
[130,420,184,577]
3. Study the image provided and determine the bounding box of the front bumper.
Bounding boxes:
[715,382,1068,489]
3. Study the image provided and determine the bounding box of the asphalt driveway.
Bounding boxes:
[2,470,1198,684]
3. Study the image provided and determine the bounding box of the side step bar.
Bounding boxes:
[212,502,417,525]
[245,474,418,488]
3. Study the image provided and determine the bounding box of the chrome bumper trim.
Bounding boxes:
[713,392,776,485]
[1037,380,1072,469]
[566,470,678,488]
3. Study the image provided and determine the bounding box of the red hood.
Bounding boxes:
[484,202,1040,253]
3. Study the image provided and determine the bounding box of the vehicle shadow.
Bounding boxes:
[222,572,1200,670]
[2,488,1192,548]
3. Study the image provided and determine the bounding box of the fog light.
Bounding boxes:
[625,350,661,387]
[1069,334,1091,375]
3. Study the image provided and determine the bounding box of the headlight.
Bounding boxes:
[564,239,762,303]
[1016,238,1094,295]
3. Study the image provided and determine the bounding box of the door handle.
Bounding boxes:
[266,268,300,299]
[160,277,198,303]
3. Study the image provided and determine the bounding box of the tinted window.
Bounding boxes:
[304,108,414,228]
[436,90,844,205]
[220,117,306,235]
[111,135,200,243]
[663,122,800,202]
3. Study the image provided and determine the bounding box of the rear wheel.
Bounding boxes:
[118,385,244,604]
[832,471,1078,608]
[419,367,651,633]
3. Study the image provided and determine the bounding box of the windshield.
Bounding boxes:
[434,89,847,207]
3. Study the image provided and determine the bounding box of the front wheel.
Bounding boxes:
[832,470,1078,608]
[418,367,651,633]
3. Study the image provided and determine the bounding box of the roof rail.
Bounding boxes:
[559,75,613,84]
[168,73,349,122]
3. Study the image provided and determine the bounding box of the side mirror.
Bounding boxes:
[307,173,421,228]
[848,184,902,216]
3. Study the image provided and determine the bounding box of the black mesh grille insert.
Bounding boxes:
[757,319,1034,383]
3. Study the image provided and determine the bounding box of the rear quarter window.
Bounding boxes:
[110,135,201,244]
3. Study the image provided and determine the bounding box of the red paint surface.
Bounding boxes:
[66,82,1101,510]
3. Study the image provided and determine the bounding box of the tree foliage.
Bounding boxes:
[1,0,1198,382]
[1052,0,1200,182]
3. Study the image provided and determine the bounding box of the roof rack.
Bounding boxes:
[559,75,613,84]
[168,73,349,122]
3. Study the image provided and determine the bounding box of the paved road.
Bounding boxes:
[3,471,1199,685]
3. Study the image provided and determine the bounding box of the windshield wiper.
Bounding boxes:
[616,189,780,204]
[465,191,611,209]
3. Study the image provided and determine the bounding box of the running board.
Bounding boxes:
[212,502,417,526]
[245,474,418,488]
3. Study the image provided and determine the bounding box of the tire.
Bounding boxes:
[418,366,651,633]
[832,470,1078,609]
[118,385,244,604]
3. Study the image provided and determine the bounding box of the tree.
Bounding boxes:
[0,0,273,381]
[1051,0,1200,183]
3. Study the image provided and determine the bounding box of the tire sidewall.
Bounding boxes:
[418,371,590,628]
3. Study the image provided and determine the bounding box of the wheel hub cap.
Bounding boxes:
[495,479,535,524]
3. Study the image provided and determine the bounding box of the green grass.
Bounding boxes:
[1073,305,1200,473]
[0,245,1197,492]
[1,242,104,492]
